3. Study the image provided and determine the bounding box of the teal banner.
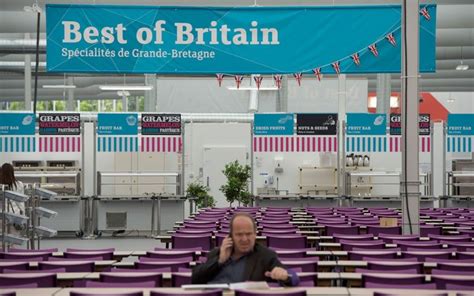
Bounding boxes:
[347,113,387,135]
[46,4,436,74]
[254,113,294,136]
[97,113,138,135]
[0,113,35,135]
[447,114,474,136]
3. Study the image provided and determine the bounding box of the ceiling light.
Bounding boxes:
[24,3,42,13]
[447,98,456,103]
[227,86,278,91]
[99,85,153,91]
[456,64,469,71]
[42,85,76,89]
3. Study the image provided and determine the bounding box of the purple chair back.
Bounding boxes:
[348,250,398,260]
[403,251,452,261]
[3,268,65,273]
[39,261,95,272]
[47,256,104,261]
[171,272,192,287]
[172,234,212,250]
[273,250,307,258]
[8,248,58,253]
[64,251,113,260]
[135,261,189,272]
[0,283,38,290]
[363,274,425,286]
[234,289,306,296]
[432,275,474,289]
[326,225,359,236]
[437,262,474,271]
[444,242,474,251]
[445,283,474,291]
[394,240,443,251]
[110,267,171,273]
[266,235,307,249]
[367,226,401,236]
[140,257,193,263]
[332,234,374,242]
[340,240,385,251]
[0,262,29,273]
[431,269,474,276]
[355,268,418,274]
[0,273,56,287]
[2,252,50,261]
[146,250,196,260]
[85,280,155,287]
[457,252,474,260]
[66,248,115,252]
[367,261,423,273]
[70,291,143,296]
[150,290,223,296]
[420,226,442,236]
[100,272,162,286]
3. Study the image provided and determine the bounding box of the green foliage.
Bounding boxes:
[186,181,215,208]
[220,160,252,206]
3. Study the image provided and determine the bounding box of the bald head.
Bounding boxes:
[229,212,257,255]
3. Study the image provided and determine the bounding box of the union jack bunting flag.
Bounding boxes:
[273,75,283,89]
[351,53,361,66]
[420,7,431,21]
[234,75,244,89]
[254,76,263,90]
[293,73,303,86]
[312,68,322,81]
[332,62,341,74]
[216,74,224,87]
[386,33,396,46]
[369,44,379,57]
[141,136,182,153]
[253,136,337,153]
[38,136,81,152]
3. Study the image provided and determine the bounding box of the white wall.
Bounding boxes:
[431,92,474,113]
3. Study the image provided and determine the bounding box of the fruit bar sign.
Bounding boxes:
[39,113,81,135]
[297,113,338,135]
[389,113,431,135]
[141,114,181,135]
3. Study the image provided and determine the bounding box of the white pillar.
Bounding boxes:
[376,74,391,114]
[338,74,347,196]
[67,77,75,111]
[401,0,420,235]
[249,75,259,113]
[24,34,32,111]
[144,74,158,112]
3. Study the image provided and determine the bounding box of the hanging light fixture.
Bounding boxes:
[456,46,469,71]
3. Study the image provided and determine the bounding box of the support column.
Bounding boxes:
[24,34,32,111]
[376,74,391,114]
[338,74,347,196]
[401,0,420,235]
[67,77,75,111]
[144,74,157,112]
[122,94,128,112]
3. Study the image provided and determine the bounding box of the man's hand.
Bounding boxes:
[218,236,233,264]
[265,266,289,281]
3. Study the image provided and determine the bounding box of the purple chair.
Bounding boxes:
[135,261,189,272]
[326,225,359,236]
[0,283,38,290]
[110,267,171,273]
[47,256,104,261]
[373,290,444,296]
[363,274,425,287]
[172,234,212,250]
[66,248,115,252]
[367,261,423,273]
[0,273,56,287]
[436,262,474,271]
[146,250,196,260]
[394,240,443,251]
[445,283,474,290]
[176,229,215,235]
[378,234,419,243]
[420,226,442,236]
[234,290,306,296]
[70,291,143,296]
[367,226,401,236]
[259,224,297,230]
[457,252,474,260]
[150,290,222,296]
[8,248,58,253]
[432,275,474,289]
[0,262,29,273]
[171,272,192,287]
[272,250,307,258]
[431,269,474,276]
[38,261,95,272]
[2,252,50,261]
[281,259,318,272]
[348,250,398,260]
[3,268,65,273]
[443,242,474,251]
[64,251,113,260]
[333,234,374,242]
[356,268,418,274]
[261,229,297,235]
[403,251,453,261]
[85,280,155,287]
[340,240,386,251]
[428,234,471,242]
[140,257,193,263]
[266,235,307,249]
[100,272,163,286]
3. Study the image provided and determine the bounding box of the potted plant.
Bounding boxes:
[186,181,215,208]
[220,160,252,206]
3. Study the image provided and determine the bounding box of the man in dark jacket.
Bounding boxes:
[191,212,299,286]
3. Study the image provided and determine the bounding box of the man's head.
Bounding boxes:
[229,212,257,255]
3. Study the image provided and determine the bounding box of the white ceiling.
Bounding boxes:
[0,0,473,101]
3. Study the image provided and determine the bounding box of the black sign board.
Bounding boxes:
[389,113,431,135]
[141,114,181,135]
[296,113,338,135]
[39,113,80,135]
